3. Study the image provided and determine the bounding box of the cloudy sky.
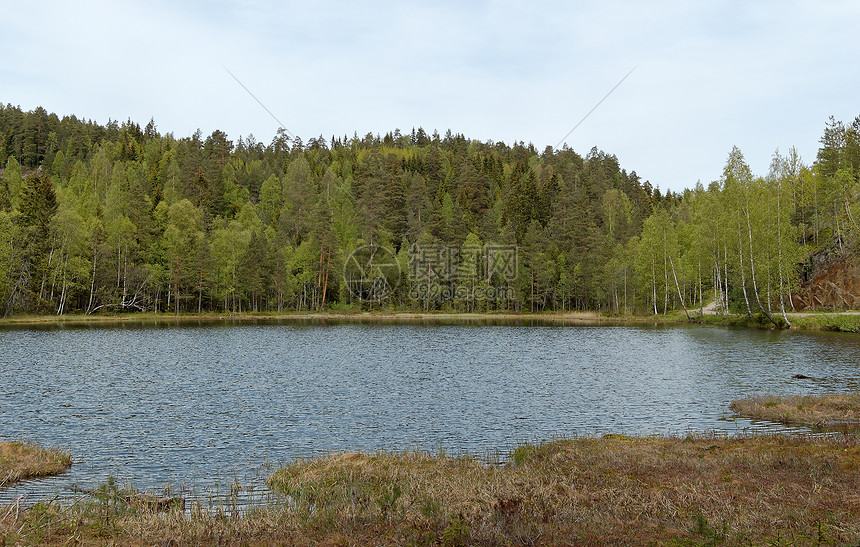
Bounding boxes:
[2,0,858,191]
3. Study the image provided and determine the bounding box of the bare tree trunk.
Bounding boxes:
[277,269,283,313]
[698,259,703,317]
[425,261,430,312]
[662,231,669,315]
[321,247,330,311]
[714,263,720,314]
[530,266,535,313]
[723,246,729,314]
[814,183,819,245]
[623,267,628,315]
[648,237,657,314]
[39,244,55,303]
[86,247,97,314]
[737,219,753,320]
[669,256,690,320]
[651,252,658,315]
[613,278,619,314]
[57,256,68,315]
[122,246,128,307]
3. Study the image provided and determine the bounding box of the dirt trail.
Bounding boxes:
[701,300,718,315]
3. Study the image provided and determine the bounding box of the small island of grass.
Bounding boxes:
[0,442,72,487]
[732,393,860,430]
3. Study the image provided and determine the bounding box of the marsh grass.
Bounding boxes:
[791,314,860,332]
[732,393,860,430]
[4,434,860,544]
[0,442,71,487]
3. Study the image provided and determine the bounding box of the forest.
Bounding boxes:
[0,104,858,321]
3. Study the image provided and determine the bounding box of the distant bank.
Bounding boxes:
[1,310,858,332]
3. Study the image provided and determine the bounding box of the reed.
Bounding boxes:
[732,393,860,430]
[4,434,860,544]
[0,442,71,487]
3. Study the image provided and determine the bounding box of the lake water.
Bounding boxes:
[2,319,860,505]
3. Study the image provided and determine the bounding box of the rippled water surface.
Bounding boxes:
[2,320,860,504]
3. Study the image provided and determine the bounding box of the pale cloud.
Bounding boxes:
[1,0,857,191]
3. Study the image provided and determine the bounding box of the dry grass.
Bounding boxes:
[732,393,860,430]
[0,442,71,487]
[4,434,860,545]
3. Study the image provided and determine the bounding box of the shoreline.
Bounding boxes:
[1,309,858,331]
[0,310,673,328]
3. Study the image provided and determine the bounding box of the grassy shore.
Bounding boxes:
[0,310,655,330]
[788,312,860,333]
[0,442,71,487]
[2,308,859,332]
[3,434,860,545]
[694,311,860,332]
[732,393,860,431]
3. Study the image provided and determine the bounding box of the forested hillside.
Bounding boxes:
[0,104,858,319]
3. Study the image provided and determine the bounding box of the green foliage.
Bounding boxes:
[441,517,470,546]
[0,104,857,316]
[792,313,860,332]
[690,512,727,545]
[0,211,13,305]
[511,444,537,467]
[5,172,59,313]
[161,199,205,313]
[2,156,22,210]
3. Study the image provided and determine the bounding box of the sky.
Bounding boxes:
[1,0,858,192]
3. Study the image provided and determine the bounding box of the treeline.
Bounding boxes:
[0,104,858,319]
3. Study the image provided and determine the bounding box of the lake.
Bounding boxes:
[2,319,860,505]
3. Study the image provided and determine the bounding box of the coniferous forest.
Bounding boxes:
[1,103,858,320]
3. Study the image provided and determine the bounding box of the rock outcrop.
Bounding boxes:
[793,248,860,310]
